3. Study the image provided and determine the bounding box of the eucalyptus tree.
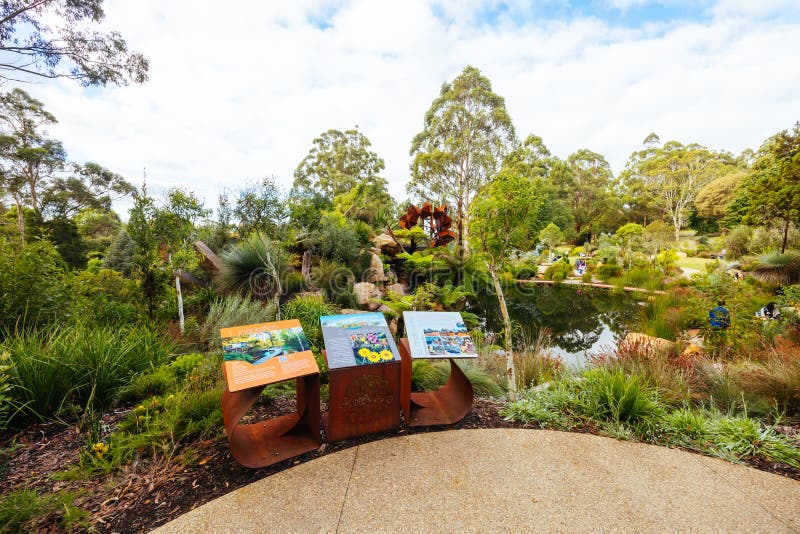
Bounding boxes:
[293,128,385,200]
[622,134,733,241]
[0,88,65,238]
[0,0,148,86]
[408,65,516,248]
[739,122,800,253]
[564,149,619,240]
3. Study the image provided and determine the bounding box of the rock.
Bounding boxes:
[388,318,398,336]
[368,253,387,283]
[377,304,395,315]
[619,332,676,354]
[385,283,408,296]
[372,233,402,255]
[353,282,383,310]
[340,309,363,315]
[681,343,704,358]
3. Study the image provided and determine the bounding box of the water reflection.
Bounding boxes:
[474,285,643,367]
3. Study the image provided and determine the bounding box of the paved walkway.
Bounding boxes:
[156,429,800,533]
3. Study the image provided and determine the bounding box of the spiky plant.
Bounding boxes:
[750,250,800,285]
[216,234,289,302]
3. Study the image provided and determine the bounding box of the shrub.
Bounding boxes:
[70,268,140,325]
[725,226,752,259]
[3,323,174,421]
[281,294,337,349]
[545,261,571,282]
[581,272,592,283]
[737,348,800,416]
[0,238,70,330]
[597,263,623,281]
[312,212,362,264]
[201,294,277,350]
[311,260,356,308]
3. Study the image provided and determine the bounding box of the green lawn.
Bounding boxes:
[676,256,716,271]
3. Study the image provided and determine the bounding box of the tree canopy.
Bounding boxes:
[408,65,516,248]
[0,0,148,86]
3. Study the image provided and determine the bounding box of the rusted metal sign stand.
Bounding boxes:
[322,351,401,442]
[221,374,321,468]
[399,338,474,426]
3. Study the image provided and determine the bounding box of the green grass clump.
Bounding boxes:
[201,294,277,350]
[281,294,337,349]
[411,360,448,391]
[707,416,800,468]
[3,323,174,422]
[576,368,664,431]
[411,360,503,397]
[502,381,575,429]
[0,489,90,534]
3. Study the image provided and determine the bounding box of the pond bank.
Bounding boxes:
[515,278,667,294]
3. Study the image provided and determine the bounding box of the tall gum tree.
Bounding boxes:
[622,135,734,241]
[0,88,65,239]
[408,65,516,248]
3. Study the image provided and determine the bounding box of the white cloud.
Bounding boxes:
[15,0,800,215]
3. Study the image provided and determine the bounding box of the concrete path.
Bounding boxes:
[155,429,800,533]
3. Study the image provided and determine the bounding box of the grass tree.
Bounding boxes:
[469,169,544,400]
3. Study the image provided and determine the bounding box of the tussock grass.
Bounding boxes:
[3,323,173,422]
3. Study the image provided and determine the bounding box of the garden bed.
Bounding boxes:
[1,396,798,533]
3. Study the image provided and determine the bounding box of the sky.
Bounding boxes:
[12,0,800,216]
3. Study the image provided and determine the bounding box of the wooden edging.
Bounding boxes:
[514,279,667,295]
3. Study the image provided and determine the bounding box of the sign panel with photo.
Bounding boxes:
[321,312,401,369]
[220,319,319,392]
[404,311,478,359]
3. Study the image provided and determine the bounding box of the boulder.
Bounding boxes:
[340,309,363,315]
[619,332,676,354]
[681,343,704,358]
[385,283,409,296]
[372,233,402,255]
[368,253,387,283]
[353,282,383,311]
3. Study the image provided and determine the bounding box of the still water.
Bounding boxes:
[475,284,644,368]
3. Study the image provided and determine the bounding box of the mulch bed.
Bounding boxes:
[1,398,798,533]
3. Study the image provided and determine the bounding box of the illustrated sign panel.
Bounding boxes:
[220,319,319,392]
[404,311,478,359]
[321,313,401,369]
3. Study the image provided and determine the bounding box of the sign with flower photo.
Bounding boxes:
[321,313,400,369]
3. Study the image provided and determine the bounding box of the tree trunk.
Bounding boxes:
[175,274,185,334]
[489,263,517,401]
[301,249,312,283]
[169,253,185,334]
[781,218,790,254]
[15,199,25,243]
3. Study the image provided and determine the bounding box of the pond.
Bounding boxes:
[473,284,645,368]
